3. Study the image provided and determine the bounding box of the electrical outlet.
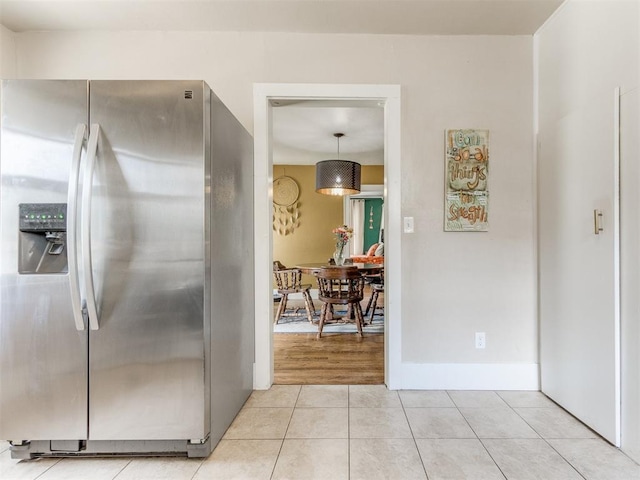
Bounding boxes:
[475,332,486,349]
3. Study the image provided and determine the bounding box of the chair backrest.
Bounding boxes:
[314,267,364,303]
[273,267,304,292]
[273,260,288,271]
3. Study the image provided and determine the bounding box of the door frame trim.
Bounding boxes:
[253,83,402,389]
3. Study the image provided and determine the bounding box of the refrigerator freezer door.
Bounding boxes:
[87,81,208,440]
[0,80,89,440]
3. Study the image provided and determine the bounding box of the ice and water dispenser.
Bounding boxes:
[18,203,68,274]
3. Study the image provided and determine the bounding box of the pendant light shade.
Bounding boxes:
[315,133,362,196]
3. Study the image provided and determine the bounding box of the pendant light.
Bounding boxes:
[315,133,361,196]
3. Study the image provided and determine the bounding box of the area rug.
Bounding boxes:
[273,308,384,334]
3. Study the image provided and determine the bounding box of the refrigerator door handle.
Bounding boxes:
[82,124,101,331]
[68,124,87,331]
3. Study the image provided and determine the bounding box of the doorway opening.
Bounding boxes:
[253,83,401,390]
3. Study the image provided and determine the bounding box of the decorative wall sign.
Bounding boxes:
[273,176,301,236]
[445,129,489,231]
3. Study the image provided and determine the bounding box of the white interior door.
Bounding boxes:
[538,88,620,445]
[621,86,640,461]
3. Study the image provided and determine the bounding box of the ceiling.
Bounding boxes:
[0,0,563,35]
[272,101,385,165]
[0,0,564,165]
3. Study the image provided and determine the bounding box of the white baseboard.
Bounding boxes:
[399,363,540,391]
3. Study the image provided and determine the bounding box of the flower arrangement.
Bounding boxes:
[332,225,353,264]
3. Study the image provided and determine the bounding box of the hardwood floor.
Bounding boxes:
[273,333,384,385]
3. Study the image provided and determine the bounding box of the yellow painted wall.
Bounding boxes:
[273,164,383,285]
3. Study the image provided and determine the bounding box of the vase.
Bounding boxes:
[333,246,345,266]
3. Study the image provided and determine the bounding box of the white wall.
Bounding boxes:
[537,0,639,451]
[0,25,16,78]
[12,30,537,389]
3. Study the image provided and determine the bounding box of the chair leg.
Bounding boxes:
[364,290,375,316]
[353,302,364,337]
[274,293,288,324]
[369,290,380,324]
[346,303,353,319]
[303,290,315,324]
[317,303,328,339]
[307,293,316,315]
[365,290,379,320]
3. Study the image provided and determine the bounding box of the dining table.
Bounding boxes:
[295,262,384,276]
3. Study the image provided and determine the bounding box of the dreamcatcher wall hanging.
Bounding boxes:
[273,175,301,236]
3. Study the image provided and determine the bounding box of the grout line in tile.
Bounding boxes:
[399,392,430,479]
[531,436,589,480]
[295,406,348,408]
[485,397,591,480]
[112,458,133,480]
[508,403,593,480]
[292,384,302,408]
[453,400,480,440]
[619,446,640,468]
[268,386,302,479]
[31,456,63,480]
[444,390,456,408]
[186,458,205,480]
[476,438,509,480]
[39,387,625,480]
[510,402,593,441]
[269,439,285,480]
[281,395,297,439]
[541,441,589,480]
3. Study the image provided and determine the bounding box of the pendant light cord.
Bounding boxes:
[334,132,344,159]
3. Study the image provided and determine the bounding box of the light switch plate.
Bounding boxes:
[403,216,414,233]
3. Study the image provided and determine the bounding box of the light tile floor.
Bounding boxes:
[2,386,640,479]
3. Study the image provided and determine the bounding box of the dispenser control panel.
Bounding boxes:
[19,203,67,232]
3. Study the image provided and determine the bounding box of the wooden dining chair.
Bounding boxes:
[273,261,315,324]
[364,268,384,324]
[314,266,365,338]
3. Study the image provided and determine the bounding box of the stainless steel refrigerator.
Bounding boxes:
[0,80,254,458]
